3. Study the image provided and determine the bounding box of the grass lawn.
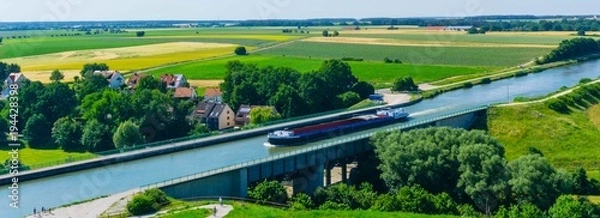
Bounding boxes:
[257,41,551,67]
[487,103,600,180]
[147,54,496,87]
[158,208,211,218]
[0,146,96,170]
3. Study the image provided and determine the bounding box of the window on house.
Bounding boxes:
[227,122,230,126]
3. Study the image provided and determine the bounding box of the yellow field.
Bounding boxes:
[302,36,556,48]
[187,80,223,87]
[6,42,242,72]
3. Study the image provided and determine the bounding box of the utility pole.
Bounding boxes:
[506,85,510,103]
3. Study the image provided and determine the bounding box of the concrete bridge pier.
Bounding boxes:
[340,159,348,183]
[292,163,324,195]
[325,162,332,186]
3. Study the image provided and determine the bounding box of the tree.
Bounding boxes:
[322,30,329,37]
[52,117,84,151]
[0,37,3,44]
[508,154,565,210]
[81,119,114,152]
[392,76,419,92]
[548,195,600,218]
[248,180,288,203]
[457,143,509,214]
[137,75,166,92]
[234,46,247,55]
[468,27,480,34]
[336,91,361,108]
[577,29,586,36]
[40,82,77,124]
[80,63,109,77]
[268,84,302,118]
[333,30,339,36]
[113,120,144,149]
[23,114,53,148]
[351,81,375,99]
[136,31,145,37]
[318,60,358,105]
[50,69,64,82]
[77,74,109,100]
[249,106,281,124]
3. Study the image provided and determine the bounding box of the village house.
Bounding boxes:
[1,73,27,98]
[204,88,222,102]
[234,104,279,126]
[127,72,147,89]
[160,74,187,89]
[174,87,198,100]
[93,70,125,89]
[192,100,234,130]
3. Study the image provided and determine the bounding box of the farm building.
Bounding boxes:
[174,87,198,100]
[1,73,27,99]
[93,71,125,89]
[160,74,187,89]
[127,72,147,89]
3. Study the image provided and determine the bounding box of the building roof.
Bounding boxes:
[160,74,185,87]
[127,72,147,88]
[174,87,196,98]
[6,73,24,83]
[93,71,120,79]
[193,101,216,119]
[209,103,227,118]
[204,88,222,98]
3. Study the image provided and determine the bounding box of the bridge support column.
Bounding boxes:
[239,168,248,197]
[341,159,347,183]
[325,162,331,186]
[292,163,324,195]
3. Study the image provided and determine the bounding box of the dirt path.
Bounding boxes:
[200,204,234,218]
[25,189,138,218]
[498,79,600,107]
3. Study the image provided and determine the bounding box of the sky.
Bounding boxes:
[0,0,598,22]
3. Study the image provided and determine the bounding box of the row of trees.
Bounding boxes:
[537,37,600,64]
[0,61,21,82]
[220,60,374,118]
[372,127,600,215]
[546,82,600,113]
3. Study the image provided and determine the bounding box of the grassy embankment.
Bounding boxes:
[487,100,600,180]
[150,201,460,218]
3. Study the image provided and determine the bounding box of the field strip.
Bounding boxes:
[302,37,556,48]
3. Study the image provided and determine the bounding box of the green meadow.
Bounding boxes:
[488,103,600,179]
[146,54,496,87]
[256,41,552,67]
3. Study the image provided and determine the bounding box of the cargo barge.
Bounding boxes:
[267,108,409,146]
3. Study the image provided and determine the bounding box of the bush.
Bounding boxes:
[318,201,351,210]
[127,195,155,215]
[546,98,570,113]
[394,59,402,64]
[290,193,314,211]
[579,78,592,84]
[457,204,479,217]
[392,76,418,92]
[514,71,528,77]
[126,188,170,215]
[341,57,364,62]
[248,180,288,203]
[481,78,492,84]
[234,46,247,55]
[463,82,473,89]
[136,31,145,37]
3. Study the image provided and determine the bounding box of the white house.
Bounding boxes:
[1,73,27,98]
[93,71,125,89]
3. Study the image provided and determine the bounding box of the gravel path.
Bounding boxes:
[200,204,234,218]
[24,189,138,218]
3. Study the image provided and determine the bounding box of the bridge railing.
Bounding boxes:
[140,105,488,190]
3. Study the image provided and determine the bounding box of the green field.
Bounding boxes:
[488,103,600,179]
[0,28,306,59]
[147,54,496,87]
[0,147,95,169]
[256,41,552,67]
[342,32,573,45]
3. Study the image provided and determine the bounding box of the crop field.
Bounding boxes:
[8,42,239,72]
[257,41,552,67]
[148,54,496,87]
[488,103,600,179]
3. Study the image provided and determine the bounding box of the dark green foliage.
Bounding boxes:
[395,186,436,214]
[290,193,314,211]
[23,114,53,148]
[351,81,375,99]
[249,106,281,124]
[52,117,84,151]
[311,183,378,210]
[234,46,247,55]
[481,78,492,84]
[540,37,600,63]
[113,120,144,149]
[373,127,504,200]
[457,204,479,217]
[80,62,109,77]
[391,76,418,92]
[548,195,600,218]
[136,31,145,37]
[580,78,593,84]
[126,188,170,215]
[495,203,545,218]
[578,29,586,36]
[50,69,64,82]
[549,83,600,113]
[81,119,114,152]
[322,30,329,37]
[248,180,288,204]
[336,91,361,108]
[340,57,363,62]
[137,75,166,92]
[333,31,339,37]
[371,193,400,212]
[0,37,3,44]
[546,98,570,113]
[508,154,568,210]
[0,62,21,82]
[572,168,600,195]
[463,82,473,88]
[189,123,210,136]
[514,71,528,77]
[77,74,109,99]
[527,146,544,156]
[318,201,351,210]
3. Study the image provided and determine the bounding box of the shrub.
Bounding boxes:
[234,46,247,55]
[127,195,156,215]
[318,201,351,210]
[480,78,492,84]
[546,98,569,113]
[514,71,528,77]
[384,57,393,63]
[579,78,592,84]
[136,31,145,37]
[457,204,479,217]
[248,180,288,203]
[290,193,314,211]
[463,82,473,89]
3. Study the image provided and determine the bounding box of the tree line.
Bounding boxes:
[248,127,600,217]
[537,37,600,64]
[546,82,600,113]
[220,60,374,118]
